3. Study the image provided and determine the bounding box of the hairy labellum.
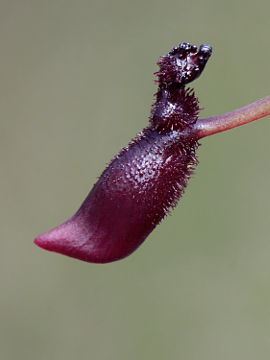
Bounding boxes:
[34,42,212,263]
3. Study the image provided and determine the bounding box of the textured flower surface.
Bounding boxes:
[34,42,212,263]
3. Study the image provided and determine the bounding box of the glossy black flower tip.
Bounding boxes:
[199,44,212,55]
[169,42,198,56]
[156,42,212,87]
[198,44,212,63]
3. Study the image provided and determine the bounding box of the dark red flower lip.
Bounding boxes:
[34,42,212,263]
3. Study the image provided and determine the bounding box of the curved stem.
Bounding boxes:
[193,96,270,139]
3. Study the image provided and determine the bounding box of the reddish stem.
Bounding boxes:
[194,96,270,139]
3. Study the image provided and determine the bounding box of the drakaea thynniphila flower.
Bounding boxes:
[34,42,270,263]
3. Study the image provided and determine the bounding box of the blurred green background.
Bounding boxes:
[1,0,270,359]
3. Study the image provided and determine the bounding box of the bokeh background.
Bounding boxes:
[1,1,270,359]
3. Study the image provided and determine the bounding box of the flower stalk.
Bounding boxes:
[194,96,270,139]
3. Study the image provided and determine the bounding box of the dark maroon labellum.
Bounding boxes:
[34,42,212,263]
